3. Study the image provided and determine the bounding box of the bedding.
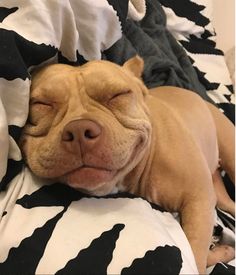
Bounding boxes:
[0,0,234,274]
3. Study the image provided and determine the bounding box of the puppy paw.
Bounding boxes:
[207,245,235,267]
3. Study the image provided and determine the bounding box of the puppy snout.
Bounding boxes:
[62,119,102,153]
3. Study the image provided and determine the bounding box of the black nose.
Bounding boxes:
[61,119,102,153]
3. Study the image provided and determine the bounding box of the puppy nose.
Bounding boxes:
[62,119,102,152]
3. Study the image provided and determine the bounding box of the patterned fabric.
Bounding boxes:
[160,0,235,123]
[0,168,198,274]
[0,0,234,274]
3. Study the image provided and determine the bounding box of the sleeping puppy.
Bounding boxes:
[20,56,235,274]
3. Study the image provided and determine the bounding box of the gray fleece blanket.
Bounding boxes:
[104,0,208,100]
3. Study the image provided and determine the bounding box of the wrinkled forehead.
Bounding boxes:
[31,61,133,98]
[80,61,133,95]
[31,64,78,92]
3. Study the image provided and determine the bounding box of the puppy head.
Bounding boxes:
[20,56,152,196]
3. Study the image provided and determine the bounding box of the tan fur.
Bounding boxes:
[20,56,235,274]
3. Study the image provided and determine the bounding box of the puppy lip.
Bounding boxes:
[78,164,113,172]
[63,164,116,179]
[63,165,117,190]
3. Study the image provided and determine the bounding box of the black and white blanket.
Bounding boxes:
[0,0,234,274]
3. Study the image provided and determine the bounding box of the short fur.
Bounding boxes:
[20,56,235,273]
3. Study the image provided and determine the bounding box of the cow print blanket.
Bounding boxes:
[0,0,235,274]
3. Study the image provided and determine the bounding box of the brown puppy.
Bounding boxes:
[20,56,235,274]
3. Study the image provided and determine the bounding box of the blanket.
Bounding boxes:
[0,0,234,274]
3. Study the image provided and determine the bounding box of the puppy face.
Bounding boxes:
[20,57,152,195]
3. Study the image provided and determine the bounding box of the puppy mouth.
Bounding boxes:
[62,165,117,189]
[62,135,146,192]
[32,133,147,193]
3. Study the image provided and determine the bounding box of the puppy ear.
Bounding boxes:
[123,55,144,78]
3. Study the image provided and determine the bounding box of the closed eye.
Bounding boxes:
[30,99,53,109]
[31,98,51,105]
[110,90,132,100]
[28,100,53,125]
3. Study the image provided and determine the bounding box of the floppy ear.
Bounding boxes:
[123,55,144,78]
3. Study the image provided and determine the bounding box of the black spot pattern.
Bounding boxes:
[121,245,183,275]
[0,7,18,22]
[159,0,210,27]
[56,224,125,275]
[0,209,66,275]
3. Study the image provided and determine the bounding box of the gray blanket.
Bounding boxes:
[104,0,208,100]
